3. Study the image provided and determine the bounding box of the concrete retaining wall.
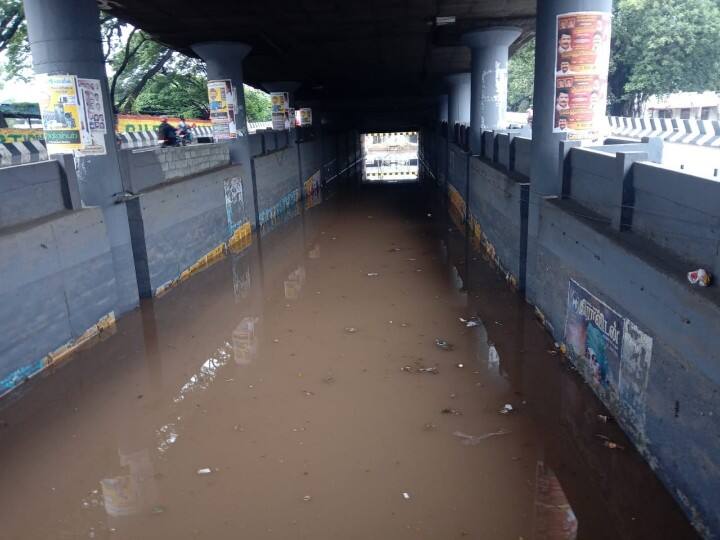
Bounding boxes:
[0,208,117,395]
[424,126,720,538]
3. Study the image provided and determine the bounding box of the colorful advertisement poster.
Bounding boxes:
[553,12,611,139]
[76,78,107,156]
[271,92,289,130]
[37,74,85,153]
[208,79,237,140]
[564,279,623,387]
[299,108,312,127]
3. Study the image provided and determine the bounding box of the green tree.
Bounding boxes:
[0,7,273,121]
[610,0,720,115]
[508,38,535,112]
[244,86,272,122]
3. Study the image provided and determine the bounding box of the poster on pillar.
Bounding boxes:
[208,79,237,140]
[36,74,87,154]
[76,78,108,156]
[271,92,289,130]
[553,12,611,140]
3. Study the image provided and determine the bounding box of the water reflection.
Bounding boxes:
[533,462,579,540]
[100,449,158,518]
[284,266,306,300]
[232,316,260,366]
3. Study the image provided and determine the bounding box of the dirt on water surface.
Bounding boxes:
[0,183,699,540]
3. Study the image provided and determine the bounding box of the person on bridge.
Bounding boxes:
[158,116,177,147]
[177,116,192,144]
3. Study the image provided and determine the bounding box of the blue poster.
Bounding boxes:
[564,279,623,387]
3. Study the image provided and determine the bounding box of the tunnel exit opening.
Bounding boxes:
[362,131,419,183]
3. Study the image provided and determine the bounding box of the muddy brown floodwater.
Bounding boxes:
[0,183,699,540]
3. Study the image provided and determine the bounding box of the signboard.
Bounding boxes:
[76,78,107,156]
[0,128,44,143]
[271,92,289,130]
[553,12,611,139]
[208,79,237,140]
[36,74,86,153]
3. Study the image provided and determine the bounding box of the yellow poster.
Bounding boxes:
[0,128,44,143]
[36,74,85,153]
[208,79,237,140]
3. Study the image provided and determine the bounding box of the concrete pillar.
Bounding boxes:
[446,73,470,140]
[24,0,139,314]
[530,0,612,195]
[526,0,613,303]
[191,42,252,166]
[463,27,521,154]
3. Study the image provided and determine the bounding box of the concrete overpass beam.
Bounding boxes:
[463,27,522,154]
[191,42,252,166]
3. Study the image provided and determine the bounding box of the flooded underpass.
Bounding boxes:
[0,183,699,540]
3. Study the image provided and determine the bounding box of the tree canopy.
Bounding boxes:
[507,0,720,115]
[0,1,272,122]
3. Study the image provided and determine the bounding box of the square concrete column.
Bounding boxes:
[192,42,252,167]
[463,27,521,154]
[24,0,140,314]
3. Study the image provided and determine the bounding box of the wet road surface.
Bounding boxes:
[0,183,699,539]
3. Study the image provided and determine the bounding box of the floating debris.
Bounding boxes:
[434,338,453,351]
[596,434,625,449]
[303,495,312,502]
[344,327,358,334]
[499,404,514,415]
[459,317,480,328]
[322,375,336,384]
[367,272,380,277]
[402,364,439,375]
[423,423,438,431]
[688,268,712,287]
[302,390,315,397]
[456,363,464,368]
[597,414,614,424]
[441,408,463,416]
[388,247,401,252]
[402,492,411,500]
[151,505,166,514]
[196,468,213,475]
[453,429,511,445]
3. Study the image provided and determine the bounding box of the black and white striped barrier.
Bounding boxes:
[608,116,720,147]
[0,140,48,168]
[118,126,215,150]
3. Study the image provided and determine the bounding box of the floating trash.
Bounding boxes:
[459,317,480,328]
[423,423,438,431]
[303,495,312,502]
[402,492,411,500]
[196,468,213,475]
[435,338,453,351]
[688,268,712,287]
[499,404,514,415]
[344,327,358,334]
[367,272,380,277]
[453,430,511,445]
[441,408,463,416]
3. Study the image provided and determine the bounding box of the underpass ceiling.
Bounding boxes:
[100,0,535,102]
